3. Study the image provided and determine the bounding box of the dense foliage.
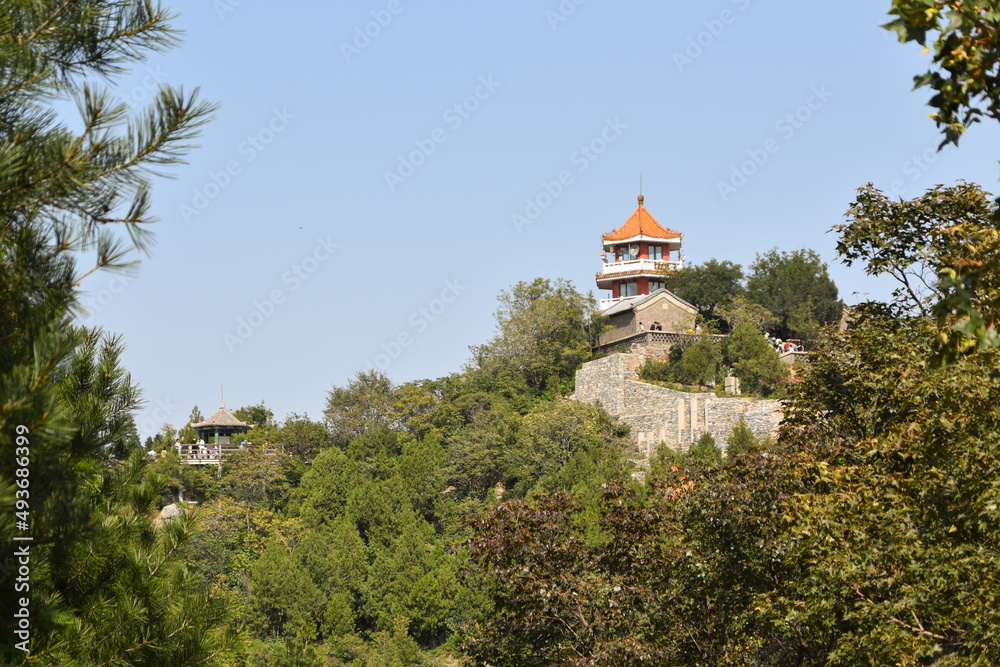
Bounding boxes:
[0,1,232,664]
[664,249,842,345]
[637,320,787,397]
[8,2,1000,666]
[885,0,1000,359]
[461,181,1000,666]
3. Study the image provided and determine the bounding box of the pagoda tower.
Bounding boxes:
[596,195,683,310]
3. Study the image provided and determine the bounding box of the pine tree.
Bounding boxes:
[0,1,233,663]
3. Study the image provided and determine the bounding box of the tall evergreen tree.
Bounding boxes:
[0,1,232,663]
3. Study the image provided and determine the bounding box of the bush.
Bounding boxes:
[638,358,676,383]
[651,441,686,476]
[678,338,722,387]
[688,431,723,465]
[725,418,759,461]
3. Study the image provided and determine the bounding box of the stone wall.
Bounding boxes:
[573,353,784,456]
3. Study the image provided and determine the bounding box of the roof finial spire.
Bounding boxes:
[638,172,644,206]
[221,384,225,409]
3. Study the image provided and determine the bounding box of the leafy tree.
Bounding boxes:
[443,391,520,499]
[288,447,358,528]
[881,5,1000,360]
[502,399,627,498]
[688,430,723,465]
[638,357,676,383]
[775,307,1000,663]
[324,369,399,447]
[145,422,178,455]
[395,433,447,524]
[725,417,758,460]
[726,319,787,395]
[279,412,329,460]
[745,247,843,340]
[838,181,1000,364]
[364,511,456,642]
[663,258,744,317]
[885,0,1000,147]
[468,278,606,394]
[235,400,276,434]
[178,404,204,443]
[221,449,292,527]
[250,542,324,639]
[650,441,687,475]
[462,455,815,666]
[391,379,443,443]
[717,295,778,336]
[677,335,722,387]
[148,446,218,504]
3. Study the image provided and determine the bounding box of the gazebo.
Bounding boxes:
[189,403,250,445]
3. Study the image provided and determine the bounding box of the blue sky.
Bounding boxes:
[74,0,1000,439]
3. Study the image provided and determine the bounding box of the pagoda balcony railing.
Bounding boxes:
[599,258,682,275]
[599,295,642,309]
[174,443,279,465]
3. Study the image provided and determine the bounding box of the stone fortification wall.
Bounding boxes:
[573,353,784,456]
[572,353,644,416]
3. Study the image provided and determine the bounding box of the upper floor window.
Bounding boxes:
[620,281,638,297]
[617,245,638,262]
[648,245,663,261]
[649,280,665,292]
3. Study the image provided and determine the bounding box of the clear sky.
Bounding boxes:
[75,0,1000,440]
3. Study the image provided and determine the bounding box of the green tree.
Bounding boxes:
[147,422,179,452]
[677,335,722,387]
[148,446,218,504]
[279,412,329,460]
[837,181,1000,364]
[250,542,324,639]
[221,449,292,527]
[178,404,204,444]
[885,0,1000,148]
[503,399,627,498]
[324,369,399,447]
[663,258,744,317]
[235,401,275,440]
[726,319,787,395]
[717,295,778,335]
[288,446,357,528]
[880,4,1000,360]
[725,417,758,460]
[0,1,230,663]
[745,247,843,340]
[688,430,723,465]
[468,278,606,394]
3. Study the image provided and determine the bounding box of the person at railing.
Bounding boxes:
[639,322,644,332]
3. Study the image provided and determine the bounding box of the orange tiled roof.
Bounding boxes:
[602,195,681,243]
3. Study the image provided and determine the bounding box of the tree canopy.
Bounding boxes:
[745,247,843,341]
[0,1,231,663]
[663,258,744,317]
